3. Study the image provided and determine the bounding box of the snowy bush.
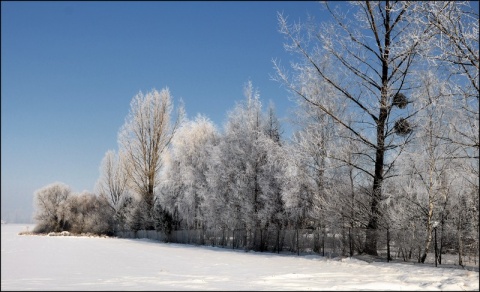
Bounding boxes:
[32,183,115,236]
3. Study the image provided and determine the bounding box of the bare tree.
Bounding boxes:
[416,2,479,157]
[411,2,479,263]
[274,1,433,255]
[95,149,131,232]
[419,1,479,92]
[33,182,71,233]
[401,72,458,263]
[118,88,183,229]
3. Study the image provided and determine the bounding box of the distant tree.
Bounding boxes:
[259,102,286,249]
[65,191,114,235]
[95,149,131,232]
[33,182,72,233]
[160,114,219,230]
[207,82,285,249]
[152,201,176,235]
[449,175,479,266]
[281,143,317,231]
[125,197,144,232]
[118,88,183,229]
[265,101,282,144]
[254,98,286,250]
[286,82,348,226]
[203,138,236,234]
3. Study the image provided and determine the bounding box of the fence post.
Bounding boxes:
[276,228,280,254]
[322,228,325,257]
[332,233,335,258]
[387,228,390,262]
[297,227,300,255]
[349,227,353,257]
[434,224,438,267]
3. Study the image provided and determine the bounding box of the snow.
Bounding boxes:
[2,224,478,291]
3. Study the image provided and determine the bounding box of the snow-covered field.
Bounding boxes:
[1,224,478,291]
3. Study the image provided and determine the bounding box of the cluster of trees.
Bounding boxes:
[33,182,113,235]
[33,1,478,261]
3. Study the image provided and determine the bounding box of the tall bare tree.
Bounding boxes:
[274,1,435,255]
[118,88,183,229]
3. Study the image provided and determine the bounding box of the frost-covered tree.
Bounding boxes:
[118,88,183,229]
[416,2,479,160]
[383,66,479,264]
[203,141,237,233]
[449,172,479,266]
[160,114,219,230]
[274,1,444,255]
[400,4,478,258]
[253,103,287,251]
[281,143,318,230]
[400,72,458,263]
[287,80,347,223]
[33,182,72,233]
[219,81,267,247]
[64,191,114,235]
[33,182,116,235]
[204,81,285,249]
[95,149,131,232]
[265,101,282,144]
[418,1,478,93]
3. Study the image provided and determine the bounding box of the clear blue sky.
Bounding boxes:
[1,1,331,222]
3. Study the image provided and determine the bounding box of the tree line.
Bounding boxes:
[32,1,478,262]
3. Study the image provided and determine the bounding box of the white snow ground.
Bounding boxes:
[1,224,478,291]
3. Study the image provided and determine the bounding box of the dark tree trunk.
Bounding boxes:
[365,1,391,256]
[143,176,155,230]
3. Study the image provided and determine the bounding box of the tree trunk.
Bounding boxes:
[420,226,433,263]
[365,1,391,256]
[144,178,155,230]
[365,187,380,255]
[387,228,391,262]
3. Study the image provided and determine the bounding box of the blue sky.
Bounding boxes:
[1,1,331,222]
